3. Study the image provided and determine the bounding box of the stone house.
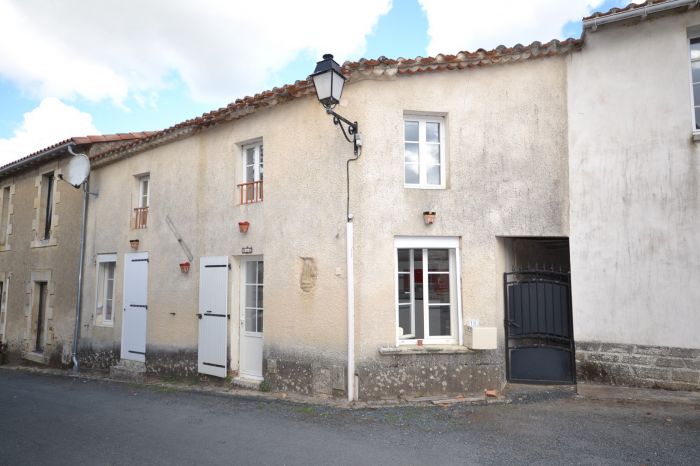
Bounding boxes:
[75,35,578,400]
[13,0,699,398]
[0,134,151,366]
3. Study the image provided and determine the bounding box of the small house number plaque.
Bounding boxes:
[242,246,253,255]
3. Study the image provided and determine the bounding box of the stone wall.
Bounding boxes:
[358,349,503,401]
[576,342,700,391]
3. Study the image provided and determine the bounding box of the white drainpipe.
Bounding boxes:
[346,218,355,402]
[583,0,699,31]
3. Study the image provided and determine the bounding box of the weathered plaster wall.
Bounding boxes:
[80,97,350,377]
[348,57,570,397]
[568,12,700,350]
[0,155,83,366]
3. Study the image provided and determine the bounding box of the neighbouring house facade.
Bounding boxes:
[7,0,698,398]
[0,134,150,366]
[569,2,700,391]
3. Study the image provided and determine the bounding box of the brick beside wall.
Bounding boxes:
[576,342,700,392]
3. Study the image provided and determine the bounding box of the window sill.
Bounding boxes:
[30,238,57,248]
[378,344,471,356]
[0,244,10,252]
[693,132,700,142]
[22,352,46,364]
[95,322,114,328]
[404,184,446,190]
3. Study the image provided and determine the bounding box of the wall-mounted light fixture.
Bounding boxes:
[238,221,250,233]
[179,261,191,273]
[129,239,140,250]
[423,211,436,225]
[310,54,362,157]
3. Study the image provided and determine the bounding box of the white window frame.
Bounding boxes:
[394,236,462,346]
[240,257,263,335]
[95,254,117,326]
[139,176,150,208]
[0,185,11,247]
[242,141,263,183]
[403,115,446,189]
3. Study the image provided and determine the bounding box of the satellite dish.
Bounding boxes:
[65,154,90,187]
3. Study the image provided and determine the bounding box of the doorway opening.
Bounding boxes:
[499,237,574,384]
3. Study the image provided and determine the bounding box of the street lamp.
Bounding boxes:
[310,54,361,402]
[310,54,362,156]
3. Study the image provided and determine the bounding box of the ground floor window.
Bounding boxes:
[396,237,460,345]
[95,254,117,325]
[34,282,48,353]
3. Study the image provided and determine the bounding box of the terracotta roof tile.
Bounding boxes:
[90,38,581,164]
[0,132,155,176]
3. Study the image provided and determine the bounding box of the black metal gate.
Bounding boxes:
[504,269,575,384]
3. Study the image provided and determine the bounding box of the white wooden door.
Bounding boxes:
[197,256,229,377]
[121,252,148,362]
[240,257,263,380]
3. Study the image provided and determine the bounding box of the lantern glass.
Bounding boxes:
[310,54,346,108]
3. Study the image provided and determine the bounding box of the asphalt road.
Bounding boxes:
[1,370,698,465]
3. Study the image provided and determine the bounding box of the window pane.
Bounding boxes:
[695,107,700,130]
[405,163,419,184]
[428,274,450,303]
[398,274,411,303]
[427,144,440,165]
[246,285,257,308]
[404,142,419,164]
[404,121,419,142]
[246,148,255,165]
[427,165,441,185]
[96,265,105,315]
[426,122,440,143]
[246,165,254,183]
[257,285,263,308]
[428,249,449,271]
[245,308,256,332]
[398,304,412,336]
[428,305,451,336]
[695,84,700,107]
[397,249,410,272]
[693,61,700,83]
[246,262,257,284]
[257,309,263,333]
[691,38,700,60]
[257,261,264,284]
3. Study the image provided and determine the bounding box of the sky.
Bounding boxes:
[0,0,626,166]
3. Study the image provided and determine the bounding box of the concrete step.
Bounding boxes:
[231,376,262,390]
[110,360,146,383]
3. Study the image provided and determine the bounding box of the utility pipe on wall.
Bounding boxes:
[68,144,89,372]
[346,149,361,402]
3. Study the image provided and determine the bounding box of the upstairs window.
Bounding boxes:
[134,175,149,229]
[0,186,11,246]
[139,176,150,208]
[239,141,263,204]
[95,254,116,325]
[40,172,55,240]
[691,38,700,131]
[404,116,445,188]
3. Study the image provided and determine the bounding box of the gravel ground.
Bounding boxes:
[1,370,698,465]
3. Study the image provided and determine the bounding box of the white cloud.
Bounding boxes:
[0,0,392,107]
[418,0,605,55]
[0,98,98,166]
